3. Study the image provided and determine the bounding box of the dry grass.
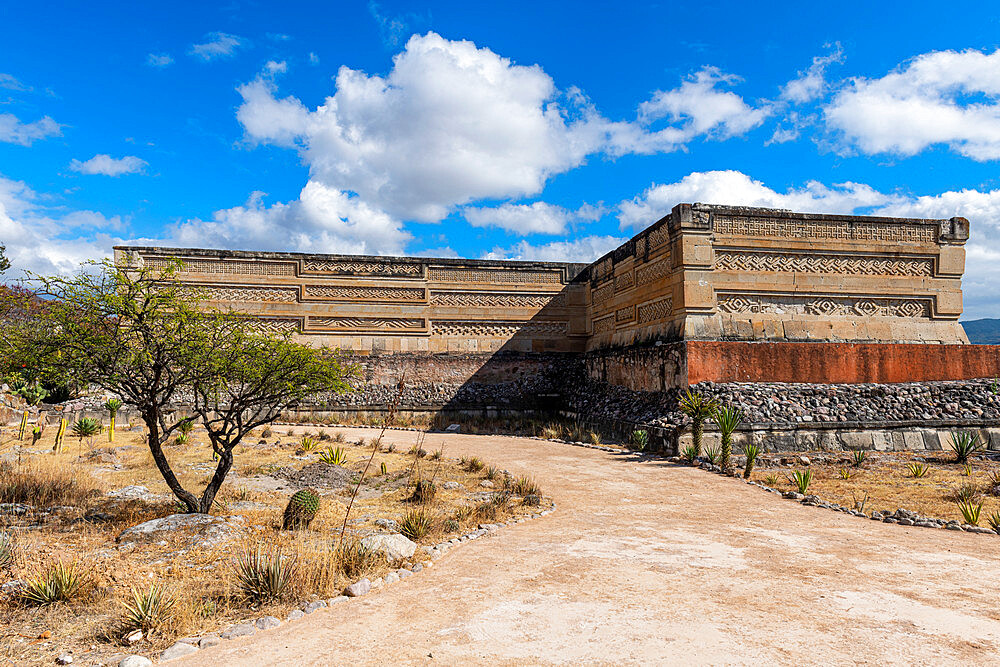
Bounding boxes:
[753,450,1000,522]
[0,421,548,665]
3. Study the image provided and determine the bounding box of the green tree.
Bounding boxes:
[24,259,352,513]
[0,245,9,275]
[714,405,744,473]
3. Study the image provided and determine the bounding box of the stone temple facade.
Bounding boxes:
[115,203,1000,403]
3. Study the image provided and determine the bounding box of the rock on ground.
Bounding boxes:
[160,642,198,661]
[118,657,152,667]
[117,513,245,548]
[360,533,417,561]
[344,578,371,597]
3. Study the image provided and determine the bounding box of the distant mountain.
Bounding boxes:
[962,319,1000,344]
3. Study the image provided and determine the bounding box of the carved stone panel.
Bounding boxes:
[713,215,937,244]
[714,251,934,276]
[308,316,426,331]
[429,291,564,308]
[146,257,297,276]
[303,285,426,302]
[302,260,423,277]
[592,316,614,334]
[717,293,932,319]
[431,321,568,337]
[197,286,299,302]
[637,297,673,323]
[635,258,672,287]
[429,267,563,284]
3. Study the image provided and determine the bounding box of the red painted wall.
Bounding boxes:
[686,342,1000,385]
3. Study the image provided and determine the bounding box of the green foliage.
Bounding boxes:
[429,448,443,461]
[790,469,812,494]
[0,243,9,274]
[15,384,49,406]
[282,488,320,530]
[851,449,868,467]
[704,445,721,466]
[764,473,780,487]
[299,435,319,452]
[0,531,13,570]
[838,468,852,480]
[400,508,434,541]
[19,561,87,605]
[906,462,930,478]
[950,431,984,464]
[466,456,485,472]
[319,446,349,466]
[962,463,974,477]
[510,475,541,497]
[713,404,744,472]
[173,433,189,446]
[987,510,1000,533]
[483,465,501,481]
[104,398,123,417]
[379,461,388,476]
[31,425,42,446]
[176,419,194,435]
[232,545,296,602]
[681,445,698,464]
[958,499,983,526]
[741,441,761,479]
[444,519,460,532]
[679,390,718,457]
[630,429,649,451]
[121,583,175,634]
[71,417,102,441]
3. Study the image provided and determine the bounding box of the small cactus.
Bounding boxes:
[282,488,320,530]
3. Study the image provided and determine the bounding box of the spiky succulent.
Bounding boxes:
[281,488,320,530]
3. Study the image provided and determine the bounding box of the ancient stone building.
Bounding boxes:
[115,203,1000,408]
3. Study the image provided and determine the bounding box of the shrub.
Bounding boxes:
[19,561,87,605]
[399,508,434,541]
[483,465,499,481]
[679,390,718,457]
[714,405,743,472]
[987,510,1000,533]
[630,430,649,451]
[906,462,929,478]
[416,448,428,458]
[335,538,378,579]
[332,431,345,443]
[174,433,189,446]
[764,473,779,487]
[511,475,541,497]
[408,479,437,503]
[319,446,349,466]
[790,469,812,494]
[851,449,868,467]
[0,531,13,570]
[950,431,984,464]
[299,435,319,452]
[681,445,698,464]
[121,583,175,634]
[282,488,320,530]
[704,445,721,466]
[958,499,983,526]
[232,545,296,602]
[430,449,443,461]
[466,457,485,472]
[838,468,852,480]
[741,441,760,479]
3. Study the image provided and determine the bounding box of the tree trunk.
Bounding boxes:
[198,447,234,513]
[143,412,199,512]
[692,419,703,456]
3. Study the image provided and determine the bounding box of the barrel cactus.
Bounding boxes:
[282,488,320,530]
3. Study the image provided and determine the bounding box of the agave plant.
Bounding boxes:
[630,430,649,451]
[121,583,175,634]
[399,508,434,541]
[232,545,296,602]
[851,449,868,468]
[764,473,780,487]
[319,446,349,466]
[906,462,929,478]
[987,510,1000,533]
[0,531,13,570]
[790,469,812,494]
[19,561,87,605]
[741,441,760,479]
[71,417,102,446]
[704,445,721,466]
[679,390,718,458]
[713,404,744,473]
[958,499,983,526]
[681,444,698,464]
[950,431,984,464]
[838,467,852,480]
[104,398,123,442]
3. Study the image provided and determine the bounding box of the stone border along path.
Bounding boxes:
[165,426,1000,665]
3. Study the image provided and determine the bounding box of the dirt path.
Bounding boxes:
[177,429,1000,666]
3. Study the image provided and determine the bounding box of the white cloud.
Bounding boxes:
[189,32,246,61]
[825,48,1000,160]
[0,73,28,92]
[263,60,287,77]
[0,113,61,146]
[483,235,625,263]
[781,44,844,103]
[165,182,410,256]
[236,32,766,232]
[464,201,603,235]
[0,175,122,277]
[146,53,173,68]
[618,170,900,230]
[308,52,319,65]
[638,67,770,143]
[69,154,148,176]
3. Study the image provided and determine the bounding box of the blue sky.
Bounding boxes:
[3,1,1000,317]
